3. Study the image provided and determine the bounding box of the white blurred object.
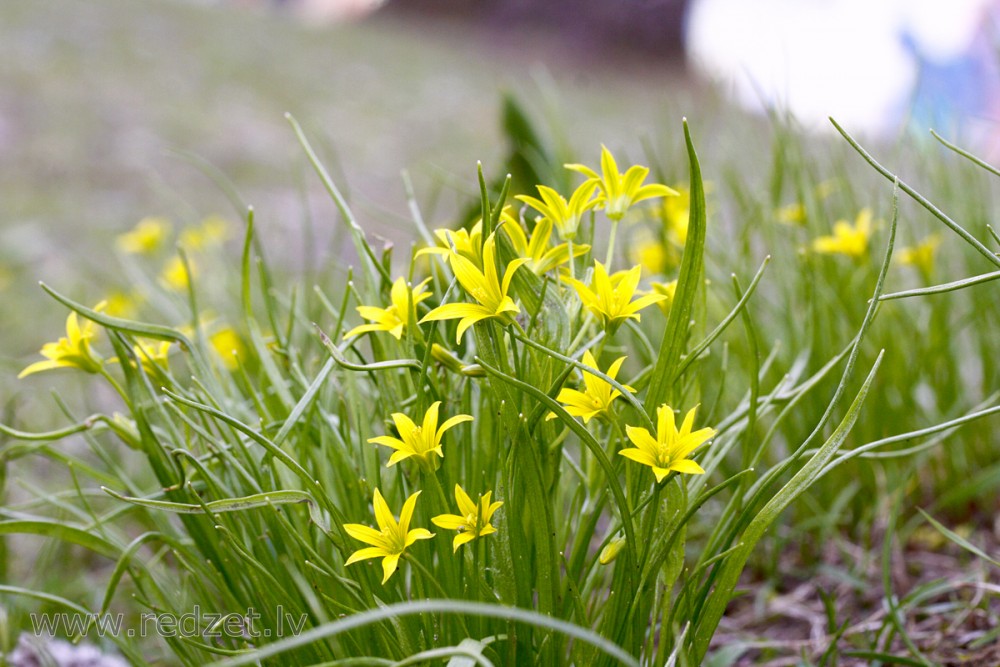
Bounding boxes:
[686,0,998,136]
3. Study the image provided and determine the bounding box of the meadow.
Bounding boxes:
[2,2,999,666]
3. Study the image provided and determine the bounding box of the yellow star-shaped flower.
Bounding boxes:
[368,401,473,470]
[344,489,434,584]
[566,145,677,221]
[344,277,433,341]
[420,231,528,342]
[515,180,599,241]
[19,303,107,378]
[550,350,634,423]
[621,404,716,482]
[563,261,668,333]
[431,485,503,552]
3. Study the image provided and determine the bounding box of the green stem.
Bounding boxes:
[605,218,621,266]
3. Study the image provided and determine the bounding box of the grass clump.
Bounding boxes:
[3,105,1000,666]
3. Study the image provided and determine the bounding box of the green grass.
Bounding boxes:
[3,1,1000,665]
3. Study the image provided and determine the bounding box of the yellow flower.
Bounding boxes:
[431,484,503,552]
[344,489,434,584]
[344,277,433,340]
[118,339,172,376]
[812,209,874,258]
[19,304,106,378]
[550,350,634,423]
[659,185,690,246]
[419,220,485,266]
[160,256,195,291]
[621,404,716,482]
[565,145,678,221]
[650,279,677,315]
[777,202,806,226]
[117,217,171,255]
[515,181,599,240]
[180,215,231,250]
[629,231,669,275]
[898,233,941,279]
[563,262,668,332]
[420,232,528,342]
[368,401,473,470]
[503,217,590,275]
[210,327,245,371]
[104,290,143,319]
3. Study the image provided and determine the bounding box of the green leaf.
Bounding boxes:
[646,119,708,412]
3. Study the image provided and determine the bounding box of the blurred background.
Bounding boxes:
[2,0,998,368]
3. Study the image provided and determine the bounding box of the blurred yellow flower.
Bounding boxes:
[368,401,472,470]
[777,202,806,226]
[344,489,433,584]
[566,145,677,221]
[113,339,172,376]
[549,350,634,423]
[160,256,195,291]
[117,217,171,255]
[516,180,599,240]
[19,303,106,378]
[660,185,690,245]
[180,215,231,250]
[898,233,941,279]
[210,327,244,370]
[812,209,874,258]
[563,262,667,332]
[104,290,143,319]
[431,484,503,552]
[651,279,677,315]
[420,231,527,342]
[629,232,669,275]
[344,277,432,340]
[621,404,716,482]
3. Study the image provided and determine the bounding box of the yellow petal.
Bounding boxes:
[372,488,396,532]
[670,459,705,475]
[344,546,387,566]
[380,554,400,584]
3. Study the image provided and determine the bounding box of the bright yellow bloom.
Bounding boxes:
[180,215,231,250]
[19,304,107,378]
[344,277,433,340]
[344,489,434,584]
[621,405,716,482]
[419,220,485,266]
[898,233,941,279]
[563,262,668,332]
[566,145,678,221]
[368,401,473,470]
[503,217,590,275]
[550,350,634,423]
[420,232,528,342]
[117,217,171,255]
[812,209,874,258]
[210,327,245,370]
[431,484,503,552]
[160,256,195,291]
[515,181,599,240]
